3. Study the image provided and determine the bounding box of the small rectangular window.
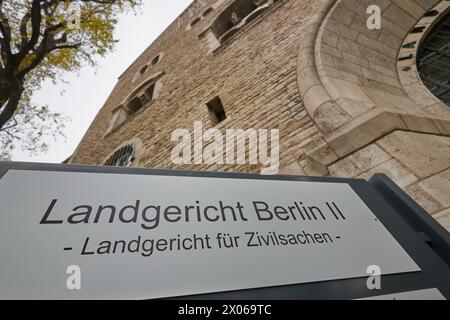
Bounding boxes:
[207,96,227,125]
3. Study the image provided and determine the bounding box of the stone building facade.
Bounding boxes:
[70,0,450,230]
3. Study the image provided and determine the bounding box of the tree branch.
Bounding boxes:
[0,9,13,70]
[0,82,23,129]
[16,39,80,78]
[15,0,43,64]
[0,114,18,131]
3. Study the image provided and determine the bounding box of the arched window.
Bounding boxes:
[104,145,135,167]
[151,54,161,66]
[200,0,281,52]
[139,65,148,75]
[417,11,450,107]
[125,72,164,114]
[190,17,201,28]
[106,72,165,136]
[210,0,279,43]
[203,7,213,17]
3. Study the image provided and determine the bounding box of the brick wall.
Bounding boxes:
[70,0,450,230]
[71,0,321,175]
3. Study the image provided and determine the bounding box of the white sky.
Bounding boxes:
[11,0,193,163]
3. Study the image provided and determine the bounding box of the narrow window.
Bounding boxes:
[151,54,160,66]
[207,96,226,124]
[140,65,148,75]
[203,7,213,17]
[411,26,426,34]
[190,17,201,28]
[424,10,439,17]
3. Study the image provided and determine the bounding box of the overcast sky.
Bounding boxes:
[11,0,192,163]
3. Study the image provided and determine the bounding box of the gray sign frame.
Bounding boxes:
[0,161,449,300]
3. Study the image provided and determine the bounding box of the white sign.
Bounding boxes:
[0,170,420,299]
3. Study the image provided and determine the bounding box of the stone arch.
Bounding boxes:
[297,0,450,174]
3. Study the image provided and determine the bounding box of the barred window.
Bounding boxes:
[104,145,135,167]
[417,11,450,107]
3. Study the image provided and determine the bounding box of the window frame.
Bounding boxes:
[105,72,165,137]
[417,10,450,107]
[199,0,285,53]
[207,96,227,125]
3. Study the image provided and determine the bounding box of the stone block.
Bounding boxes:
[329,157,361,178]
[279,161,305,176]
[434,208,450,231]
[406,184,443,215]
[419,169,450,207]
[400,114,440,134]
[350,143,391,171]
[378,131,450,179]
[357,159,418,188]
[336,97,373,118]
[303,85,331,115]
[313,101,352,133]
